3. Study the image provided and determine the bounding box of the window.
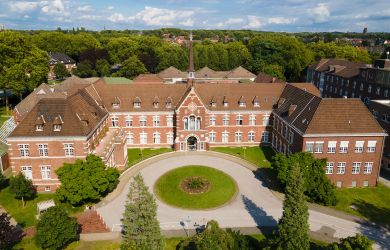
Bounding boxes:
[327,141,336,153]
[36,124,43,131]
[153,116,160,127]
[111,116,118,127]
[113,103,120,108]
[314,142,324,153]
[19,144,29,157]
[360,83,364,91]
[209,132,216,142]
[44,186,51,192]
[352,162,361,174]
[236,115,243,125]
[140,133,147,144]
[21,166,32,180]
[368,85,372,93]
[139,116,147,127]
[288,131,294,144]
[249,115,256,126]
[167,133,174,144]
[262,116,270,126]
[261,131,269,143]
[355,141,364,153]
[385,89,388,97]
[127,133,134,144]
[222,132,229,143]
[235,131,242,142]
[186,116,201,131]
[339,141,349,153]
[352,181,357,187]
[253,100,260,107]
[166,116,173,127]
[209,116,216,126]
[38,144,48,157]
[305,142,314,153]
[363,181,369,187]
[184,117,189,130]
[336,181,342,188]
[223,115,229,126]
[125,116,133,127]
[364,162,373,174]
[367,141,376,152]
[153,133,161,144]
[326,162,334,174]
[53,124,61,131]
[248,131,255,142]
[376,87,380,95]
[40,166,51,180]
[337,162,346,174]
[64,143,74,156]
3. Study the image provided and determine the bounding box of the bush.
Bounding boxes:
[35,206,78,249]
[55,154,120,206]
[272,152,337,206]
[328,234,373,250]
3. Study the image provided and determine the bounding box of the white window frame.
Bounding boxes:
[337,162,346,174]
[235,131,243,143]
[209,115,216,126]
[111,116,119,127]
[364,162,373,174]
[223,115,229,126]
[64,143,74,156]
[222,132,229,143]
[326,162,334,174]
[327,141,337,153]
[367,141,376,152]
[355,141,364,153]
[209,132,216,143]
[249,115,256,126]
[125,116,133,127]
[166,116,173,127]
[140,132,147,145]
[167,133,174,144]
[38,144,48,157]
[339,141,349,153]
[352,162,361,174]
[40,165,51,180]
[305,142,314,153]
[139,116,147,127]
[153,132,161,144]
[21,166,32,180]
[127,132,134,144]
[236,115,243,126]
[19,144,29,157]
[153,116,160,127]
[248,131,255,142]
[262,115,270,126]
[261,131,269,143]
[314,142,324,153]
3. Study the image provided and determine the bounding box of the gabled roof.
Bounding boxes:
[309,59,369,78]
[274,84,384,135]
[10,89,107,138]
[196,66,222,78]
[49,52,75,65]
[133,74,164,84]
[254,72,283,83]
[226,66,256,79]
[157,66,187,79]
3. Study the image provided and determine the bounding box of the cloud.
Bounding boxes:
[216,17,244,28]
[107,13,126,23]
[310,3,330,23]
[9,1,39,12]
[129,6,194,26]
[179,19,194,27]
[77,5,93,12]
[245,15,263,28]
[267,17,296,25]
[41,0,66,15]
[107,6,114,10]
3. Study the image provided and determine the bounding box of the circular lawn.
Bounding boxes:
[154,165,237,210]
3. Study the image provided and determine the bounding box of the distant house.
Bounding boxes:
[48,52,77,80]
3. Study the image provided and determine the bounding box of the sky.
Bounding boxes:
[0,0,389,32]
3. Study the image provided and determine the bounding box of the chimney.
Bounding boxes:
[187,31,195,79]
[288,104,297,116]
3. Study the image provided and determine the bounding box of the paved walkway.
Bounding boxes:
[97,152,390,249]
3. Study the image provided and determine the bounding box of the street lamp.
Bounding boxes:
[386,51,389,60]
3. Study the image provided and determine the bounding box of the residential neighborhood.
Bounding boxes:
[0,1,390,250]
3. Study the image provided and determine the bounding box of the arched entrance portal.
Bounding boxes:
[187,136,198,151]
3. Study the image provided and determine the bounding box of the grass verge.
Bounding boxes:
[154,166,237,209]
[211,146,275,168]
[127,148,173,167]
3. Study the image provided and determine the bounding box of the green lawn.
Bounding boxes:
[127,148,173,167]
[154,166,237,209]
[0,186,55,228]
[332,183,390,227]
[211,146,275,168]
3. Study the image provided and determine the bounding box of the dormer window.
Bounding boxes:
[253,96,260,107]
[166,97,172,108]
[210,96,217,107]
[36,124,43,131]
[133,97,141,108]
[223,96,229,107]
[238,96,246,107]
[153,96,159,108]
[112,97,120,108]
[53,124,62,131]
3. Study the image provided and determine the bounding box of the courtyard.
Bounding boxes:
[96,151,389,248]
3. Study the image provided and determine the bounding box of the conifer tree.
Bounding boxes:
[275,164,310,250]
[121,174,164,250]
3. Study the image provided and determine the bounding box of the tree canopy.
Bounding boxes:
[55,154,120,206]
[121,174,164,250]
[0,212,20,250]
[35,206,79,250]
[272,152,337,206]
[113,56,147,79]
[9,173,36,207]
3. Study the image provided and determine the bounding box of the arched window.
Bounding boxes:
[196,117,201,130]
[189,116,196,130]
[184,117,189,130]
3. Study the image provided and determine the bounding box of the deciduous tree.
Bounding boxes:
[35,206,78,250]
[53,63,69,80]
[328,234,373,250]
[113,56,147,79]
[121,174,164,250]
[9,173,36,207]
[55,154,119,206]
[0,212,19,249]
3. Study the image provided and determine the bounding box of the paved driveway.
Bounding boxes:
[97,152,389,249]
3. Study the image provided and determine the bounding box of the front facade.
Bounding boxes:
[48,52,77,80]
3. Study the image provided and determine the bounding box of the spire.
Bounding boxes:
[187,31,195,79]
